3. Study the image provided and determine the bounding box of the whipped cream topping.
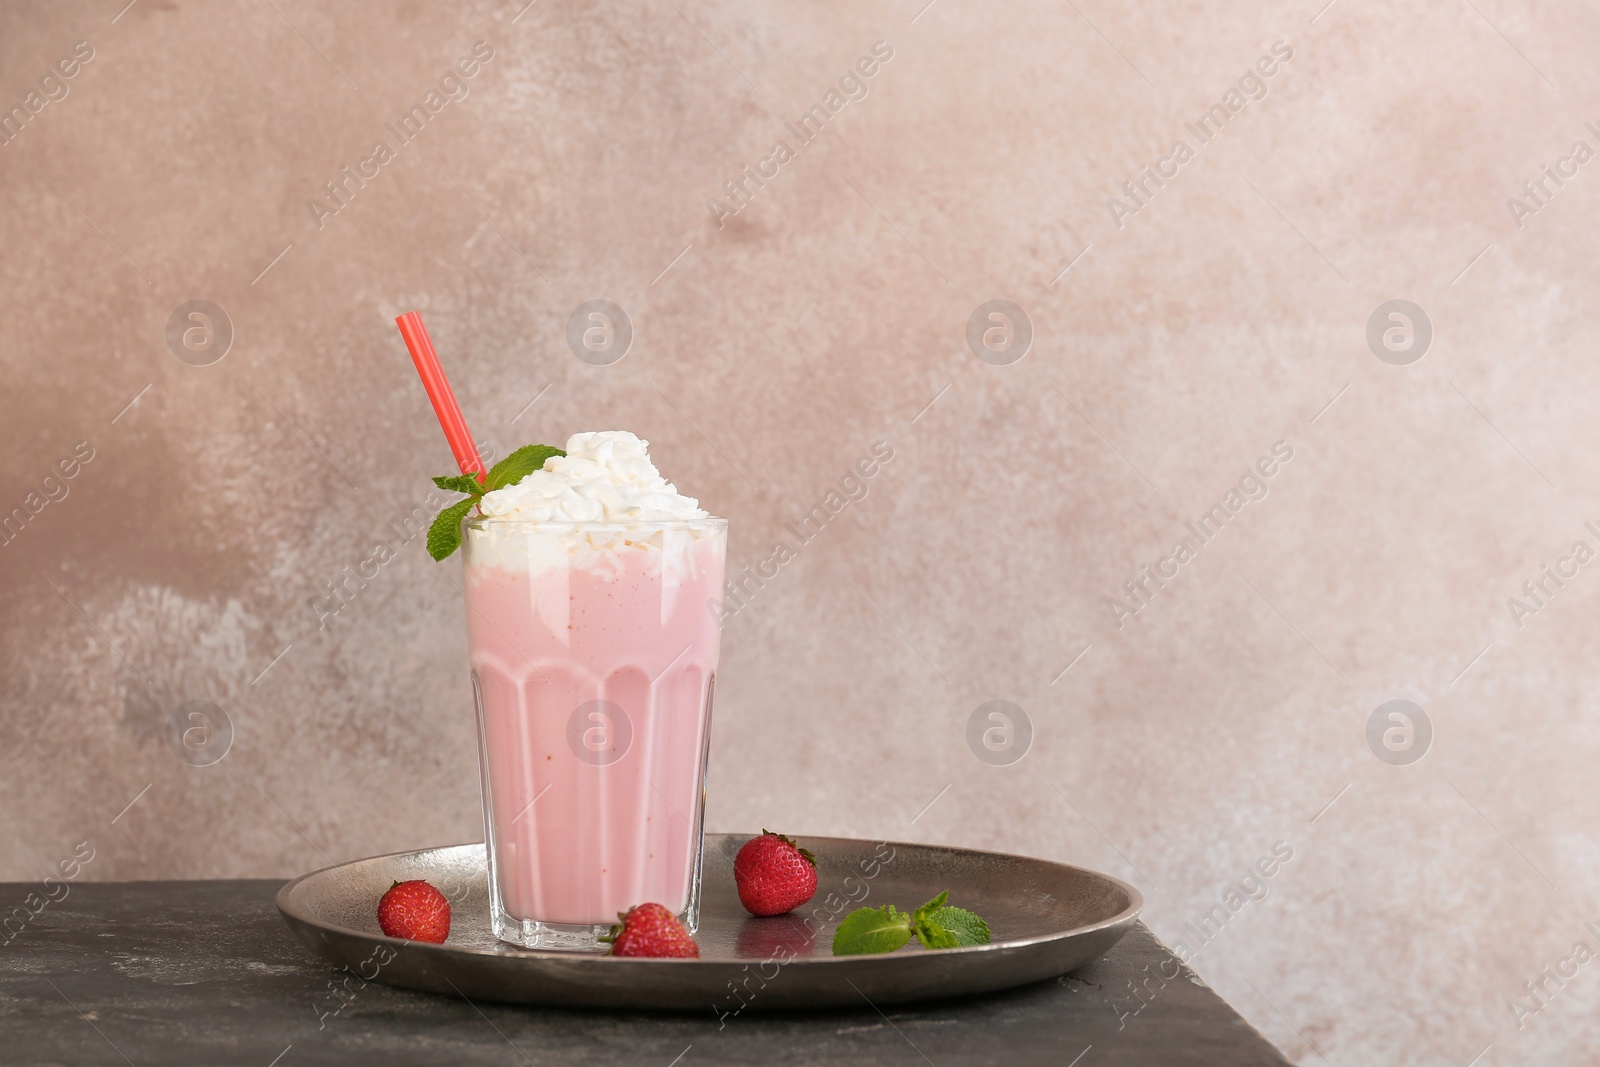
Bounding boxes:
[477,431,708,523]
[464,432,720,582]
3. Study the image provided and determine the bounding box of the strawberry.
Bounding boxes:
[377,880,451,944]
[600,902,700,958]
[734,830,818,917]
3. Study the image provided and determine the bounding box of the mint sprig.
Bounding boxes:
[831,891,992,956]
[484,444,565,491]
[432,474,483,495]
[831,904,913,956]
[426,499,477,561]
[924,904,990,946]
[425,444,565,561]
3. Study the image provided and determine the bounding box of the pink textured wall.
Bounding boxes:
[3,1,1598,1062]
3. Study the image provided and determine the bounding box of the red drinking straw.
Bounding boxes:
[395,311,487,482]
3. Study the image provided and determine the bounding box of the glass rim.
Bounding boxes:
[463,515,727,530]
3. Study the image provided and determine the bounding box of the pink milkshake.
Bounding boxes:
[460,433,726,949]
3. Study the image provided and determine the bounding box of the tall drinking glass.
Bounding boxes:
[462,517,727,949]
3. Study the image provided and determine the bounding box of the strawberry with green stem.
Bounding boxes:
[734,830,818,917]
[599,902,700,958]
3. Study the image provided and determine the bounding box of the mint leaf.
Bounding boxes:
[486,444,565,491]
[831,905,913,956]
[432,474,484,495]
[912,891,950,925]
[427,498,476,561]
[908,891,991,950]
[914,917,961,949]
[926,906,991,947]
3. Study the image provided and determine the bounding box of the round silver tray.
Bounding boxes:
[275,833,1141,1011]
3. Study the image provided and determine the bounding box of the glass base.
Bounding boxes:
[491,904,699,952]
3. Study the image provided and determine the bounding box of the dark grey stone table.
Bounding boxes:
[0,881,1291,1066]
